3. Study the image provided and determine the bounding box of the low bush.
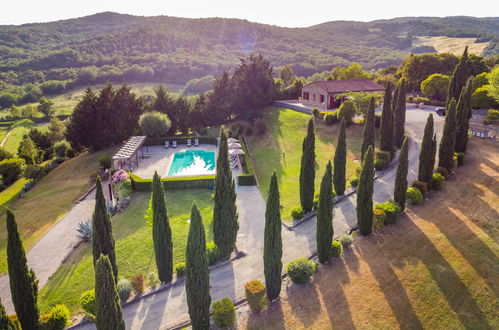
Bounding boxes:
[237,174,256,186]
[454,152,465,166]
[411,180,428,197]
[244,280,268,313]
[98,155,112,170]
[312,107,320,118]
[80,290,96,316]
[432,173,445,190]
[53,140,70,160]
[413,96,430,105]
[338,233,354,248]
[290,205,304,220]
[0,158,25,186]
[374,159,387,171]
[331,240,343,257]
[8,314,21,329]
[287,257,319,284]
[375,200,400,224]
[117,278,132,303]
[324,113,338,126]
[131,274,144,295]
[406,187,423,205]
[65,147,77,158]
[40,304,70,330]
[487,109,499,121]
[349,176,358,188]
[206,242,219,266]
[76,220,92,242]
[175,262,186,278]
[435,166,449,179]
[374,150,391,171]
[373,208,387,229]
[147,272,159,288]
[89,170,100,183]
[212,297,236,328]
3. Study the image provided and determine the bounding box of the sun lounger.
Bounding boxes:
[194,138,199,146]
[172,140,177,148]
[187,139,192,147]
[164,140,170,148]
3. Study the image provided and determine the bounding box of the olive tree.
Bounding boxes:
[139,111,172,138]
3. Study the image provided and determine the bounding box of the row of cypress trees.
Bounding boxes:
[379,79,407,154]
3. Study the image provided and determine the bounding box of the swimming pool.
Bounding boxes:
[167,150,216,177]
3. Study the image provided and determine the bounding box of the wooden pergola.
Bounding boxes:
[112,136,147,171]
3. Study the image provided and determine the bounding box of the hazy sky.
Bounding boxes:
[2,0,498,27]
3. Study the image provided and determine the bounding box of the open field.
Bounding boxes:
[38,188,214,314]
[1,119,50,154]
[412,36,490,55]
[0,148,116,273]
[239,138,499,329]
[248,107,376,221]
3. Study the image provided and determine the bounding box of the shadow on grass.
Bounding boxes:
[286,280,321,328]
[246,299,285,330]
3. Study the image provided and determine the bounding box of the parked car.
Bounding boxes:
[436,107,447,116]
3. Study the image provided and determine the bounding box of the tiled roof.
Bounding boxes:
[304,79,385,93]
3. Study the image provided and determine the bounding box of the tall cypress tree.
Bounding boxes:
[417,114,434,187]
[299,118,316,212]
[394,136,409,211]
[455,79,473,153]
[447,47,470,108]
[356,146,374,236]
[427,135,437,190]
[361,97,376,161]
[151,172,173,283]
[92,177,118,281]
[186,203,211,330]
[379,82,394,153]
[333,119,347,195]
[394,79,407,149]
[213,127,239,259]
[264,172,283,301]
[317,161,333,263]
[6,209,40,330]
[95,255,125,330]
[438,98,457,171]
[0,298,16,329]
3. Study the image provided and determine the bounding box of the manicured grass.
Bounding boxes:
[248,107,376,221]
[0,148,116,273]
[0,178,29,207]
[39,189,213,314]
[2,119,50,155]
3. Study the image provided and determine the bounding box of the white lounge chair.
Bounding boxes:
[194,138,199,146]
[172,140,177,148]
[164,140,170,148]
[187,139,192,147]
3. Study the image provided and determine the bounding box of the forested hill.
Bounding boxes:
[0,12,498,88]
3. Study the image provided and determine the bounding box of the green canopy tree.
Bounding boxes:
[379,82,394,153]
[447,47,470,108]
[213,127,239,259]
[333,119,347,195]
[264,172,283,301]
[317,161,333,263]
[421,74,450,101]
[95,255,125,330]
[394,137,409,211]
[417,114,434,187]
[455,79,473,153]
[299,118,316,212]
[92,177,118,281]
[357,146,374,236]
[394,79,407,149]
[438,99,457,171]
[360,97,376,161]
[6,209,40,330]
[186,203,211,330]
[151,172,173,283]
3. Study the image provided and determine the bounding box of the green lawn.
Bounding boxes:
[247,107,377,221]
[39,188,213,314]
[2,119,50,155]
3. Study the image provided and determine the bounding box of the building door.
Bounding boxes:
[328,95,335,109]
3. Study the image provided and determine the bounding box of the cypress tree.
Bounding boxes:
[417,114,434,187]
[299,118,316,212]
[92,177,118,281]
[0,298,16,329]
[427,135,437,190]
[333,119,347,196]
[151,171,173,283]
[186,203,211,330]
[95,255,125,330]
[455,79,473,153]
[447,47,469,108]
[394,79,407,149]
[394,136,409,211]
[317,161,333,263]
[361,97,375,161]
[213,127,239,259]
[379,82,394,152]
[264,172,283,301]
[6,209,40,330]
[438,98,457,171]
[356,146,374,236]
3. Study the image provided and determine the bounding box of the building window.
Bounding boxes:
[303,92,309,100]
[320,94,325,103]
[313,93,316,101]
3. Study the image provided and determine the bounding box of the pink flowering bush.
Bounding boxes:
[112,169,129,183]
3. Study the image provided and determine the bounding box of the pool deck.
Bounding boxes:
[132,144,218,179]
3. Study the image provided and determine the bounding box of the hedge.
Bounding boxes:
[237,135,257,186]
[144,136,217,146]
[129,172,215,191]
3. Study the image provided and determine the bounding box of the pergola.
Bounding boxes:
[112,136,147,171]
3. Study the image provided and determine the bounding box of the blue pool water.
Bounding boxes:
[167,150,216,176]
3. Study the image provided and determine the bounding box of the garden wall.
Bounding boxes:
[129,172,215,191]
[144,136,217,146]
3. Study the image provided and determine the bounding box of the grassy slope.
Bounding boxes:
[1,119,50,154]
[39,188,213,314]
[239,139,499,329]
[0,148,116,273]
[412,36,490,55]
[248,107,375,221]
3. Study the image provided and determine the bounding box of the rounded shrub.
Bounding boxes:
[147,272,159,288]
[406,187,423,205]
[244,280,268,313]
[206,242,220,266]
[53,140,70,160]
[435,166,449,179]
[338,233,354,248]
[454,152,465,166]
[212,297,236,328]
[139,111,171,137]
[375,200,400,225]
[374,159,387,171]
[432,173,445,190]
[324,113,338,126]
[117,278,132,303]
[349,176,358,188]
[373,208,387,229]
[411,180,428,197]
[0,158,25,186]
[287,257,319,284]
[331,240,343,258]
[98,155,112,170]
[290,205,304,220]
[40,304,70,330]
[175,262,186,278]
[80,290,96,316]
[311,107,320,118]
[131,274,144,295]
[337,100,356,124]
